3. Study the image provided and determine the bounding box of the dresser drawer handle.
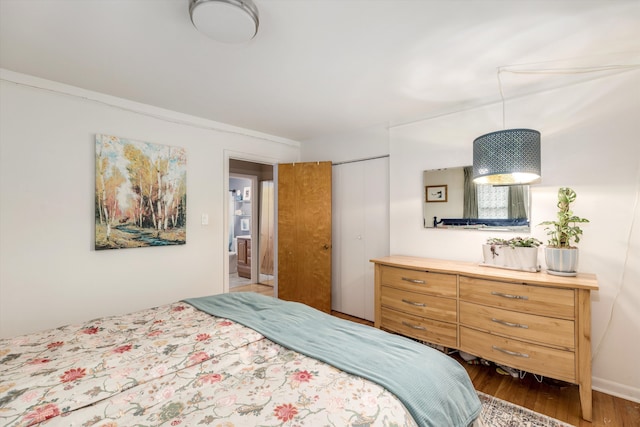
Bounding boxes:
[491,318,529,329]
[402,277,426,284]
[491,291,528,300]
[402,299,427,307]
[492,345,529,358]
[402,321,426,330]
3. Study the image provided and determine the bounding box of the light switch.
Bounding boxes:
[201,213,209,225]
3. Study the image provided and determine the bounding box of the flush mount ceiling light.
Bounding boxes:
[189,0,259,43]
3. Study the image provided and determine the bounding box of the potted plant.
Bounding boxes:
[481,236,542,272]
[539,187,589,276]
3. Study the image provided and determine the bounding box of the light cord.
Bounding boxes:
[494,63,639,130]
[497,68,506,129]
[592,159,640,361]
[500,64,640,75]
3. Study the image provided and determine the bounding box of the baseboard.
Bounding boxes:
[592,376,640,403]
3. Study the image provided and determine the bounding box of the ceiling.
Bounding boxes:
[1,0,639,142]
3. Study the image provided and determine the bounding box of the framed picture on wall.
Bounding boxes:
[240,218,250,231]
[94,134,187,250]
[243,186,251,201]
[426,185,447,202]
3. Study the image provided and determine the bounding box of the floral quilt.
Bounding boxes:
[0,300,417,426]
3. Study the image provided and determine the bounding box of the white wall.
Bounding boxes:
[389,70,640,402]
[301,123,389,163]
[0,70,300,338]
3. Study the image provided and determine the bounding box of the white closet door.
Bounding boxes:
[362,157,389,320]
[332,157,389,321]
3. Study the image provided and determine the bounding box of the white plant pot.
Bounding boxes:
[481,244,539,272]
[544,247,579,276]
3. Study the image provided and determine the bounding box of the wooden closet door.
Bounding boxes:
[277,162,332,312]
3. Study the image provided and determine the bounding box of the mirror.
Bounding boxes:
[423,166,531,231]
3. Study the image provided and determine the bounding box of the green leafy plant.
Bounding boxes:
[539,187,589,248]
[486,237,543,248]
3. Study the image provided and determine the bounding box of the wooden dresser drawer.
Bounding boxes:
[459,301,574,350]
[382,286,457,322]
[381,307,457,347]
[460,326,575,383]
[460,276,575,319]
[381,266,456,297]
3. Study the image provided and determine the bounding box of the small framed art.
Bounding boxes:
[426,185,448,202]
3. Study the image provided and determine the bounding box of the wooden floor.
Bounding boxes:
[229,285,639,426]
[230,283,275,296]
[462,355,639,426]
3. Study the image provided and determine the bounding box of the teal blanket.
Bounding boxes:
[184,293,481,427]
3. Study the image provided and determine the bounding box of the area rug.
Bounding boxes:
[477,391,574,427]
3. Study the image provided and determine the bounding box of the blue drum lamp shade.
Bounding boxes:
[472,128,541,185]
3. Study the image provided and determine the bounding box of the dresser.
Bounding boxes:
[237,236,251,279]
[371,255,598,421]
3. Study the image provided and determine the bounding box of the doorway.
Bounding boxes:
[228,159,275,291]
[228,174,252,288]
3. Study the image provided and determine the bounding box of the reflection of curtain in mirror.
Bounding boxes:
[463,166,478,218]
[508,186,528,219]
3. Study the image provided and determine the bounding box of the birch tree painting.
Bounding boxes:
[95,134,187,250]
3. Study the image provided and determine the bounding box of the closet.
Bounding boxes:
[332,156,389,321]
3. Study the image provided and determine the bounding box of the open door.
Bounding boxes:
[277,161,332,312]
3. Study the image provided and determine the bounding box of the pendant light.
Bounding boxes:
[473,128,541,185]
[189,0,259,43]
[472,70,541,185]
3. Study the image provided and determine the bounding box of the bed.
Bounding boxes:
[0,292,481,426]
